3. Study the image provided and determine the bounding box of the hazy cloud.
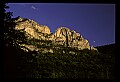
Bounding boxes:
[31,6,37,10]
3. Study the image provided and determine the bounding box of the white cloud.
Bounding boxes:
[31,6,37,10]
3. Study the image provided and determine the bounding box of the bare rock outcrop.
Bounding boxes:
[15,17,50,40]
[13,17,97,52]
[52,27,90,50]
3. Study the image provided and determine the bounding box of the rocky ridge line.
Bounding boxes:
[13,17,97,53]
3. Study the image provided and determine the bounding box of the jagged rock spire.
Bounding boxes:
[13,17,97,52]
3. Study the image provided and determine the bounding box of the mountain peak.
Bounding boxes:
[12,17,97,52]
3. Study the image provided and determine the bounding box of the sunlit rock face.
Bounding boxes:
[13,17,97,52]
[15,17,50,40]
[53,27,91,50]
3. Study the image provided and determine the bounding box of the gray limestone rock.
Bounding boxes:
[13,17,97,52]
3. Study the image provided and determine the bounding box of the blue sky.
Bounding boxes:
[6,3,115,47]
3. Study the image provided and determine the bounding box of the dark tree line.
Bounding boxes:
[3,3,19,78]
[3,3,33,78]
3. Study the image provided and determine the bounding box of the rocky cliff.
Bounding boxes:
[4,17,115,79]
[11,17,97,53]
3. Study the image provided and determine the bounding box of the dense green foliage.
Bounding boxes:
[95,44,115,79]
[14,40,115,79]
